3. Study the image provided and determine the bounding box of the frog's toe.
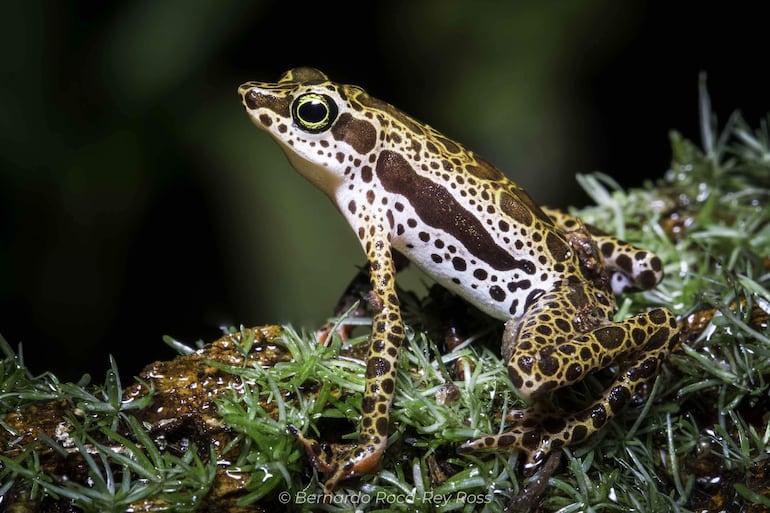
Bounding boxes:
[458,428,556,473]
[288,425,383,494]
[458,402,569,470]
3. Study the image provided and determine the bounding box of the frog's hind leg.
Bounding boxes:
[459,284,677,468]
[591,233,665,294]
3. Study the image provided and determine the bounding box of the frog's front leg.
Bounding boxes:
[291,235,404,494]
[459,282,677,467]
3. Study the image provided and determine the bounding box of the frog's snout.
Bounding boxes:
[238,83,258,111]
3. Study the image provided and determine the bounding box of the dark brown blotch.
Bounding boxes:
[537,355,559,376]
[639,270,658,289]
[362,396,375,413]
[375,150,535,272]
[244,90,290,117]
[258,113,272,126]
[361,165,373,182]
[522,431,541,451]
[590,404,607,428]
[594,325,625,350]
[546,232,571,262]
[571,424,588,442]
[436,135,460,154]
[466,157,504,181]
[615,253,633,273]
[375,417,389,436]
[565,363,582,382]
[499,192,533,226]
[331,112,377,154]
[607,385,631,412]
[366,356,391,378]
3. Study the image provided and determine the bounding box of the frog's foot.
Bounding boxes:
[457,400,566,472]
[288,425,384,494]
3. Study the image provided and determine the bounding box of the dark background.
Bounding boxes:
[1,1,767,381]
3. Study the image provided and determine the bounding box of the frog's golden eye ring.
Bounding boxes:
[291,93,338,133]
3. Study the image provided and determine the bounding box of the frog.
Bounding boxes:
[238,68,678,493]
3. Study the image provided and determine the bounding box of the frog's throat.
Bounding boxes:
[278,140,343,197]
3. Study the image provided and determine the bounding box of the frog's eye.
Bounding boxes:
[291,93,338,133]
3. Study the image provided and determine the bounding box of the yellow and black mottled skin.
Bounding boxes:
[238,68,678,493]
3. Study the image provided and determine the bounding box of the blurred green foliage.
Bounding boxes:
[0,1,767,379]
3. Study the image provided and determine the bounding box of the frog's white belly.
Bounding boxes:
[391,225,553,321]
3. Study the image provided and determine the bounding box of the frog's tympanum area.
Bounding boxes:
[239,68,679,493]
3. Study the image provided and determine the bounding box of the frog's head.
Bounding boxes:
[239,67,383,196]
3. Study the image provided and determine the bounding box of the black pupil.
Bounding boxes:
[299,99,327,123]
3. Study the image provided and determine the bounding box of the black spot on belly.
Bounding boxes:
[375,150,535,273]
[489,285,506,301]
[507,279,531,292]
[452,257,467,271]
